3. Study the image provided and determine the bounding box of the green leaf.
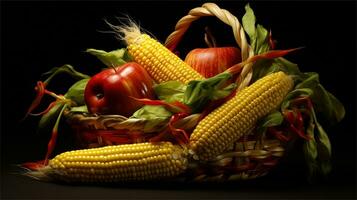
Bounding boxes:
[274,57,301,76]
[260,111,284,128]
[255,24,270,54]
[42,64,90,85]
[70,105,88,113]
[295,72,345,125]
[281,88,314,110]
[313,84,345,125]
[86,48,132,67]
[211,83,236,100]
[251,59,276,82]
[320,160,332,176]
[251,57,301,83]
[303,104,332,178]
[315,122,332,158]
[154,81,187,103]
[242,3,270,55]
[256,111,284,134]
[303,116,319,181]
[38,102,65,130]
[183,72,235,113]
[131,105,172,131]
[64,78,89,105]
[295,72,320,89]
[242,3,256,41]
[304,117,318,160]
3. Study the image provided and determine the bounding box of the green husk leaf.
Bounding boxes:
[310,105,332,177]
[295,72,320,89]
[131,105,172,131]
[314,114,332,159]
[274,57,302,76]
[153,73,236,114]
[242,3,256,40]
[70,105,89,113]
[251,57,301,83]
[242,3,270,55]
[38,102,65,130]
[320,160,332,176]
[312,84,345,125]
[255,24,270,54]
[305,120,318,160]
[243,3,302,83]
[281,88,313,110]
[211,83,236,100]
[183,72,235,113]
[64,78,89,105]
[256,111,284,135]
[296,72,345,125]
[154,81,187,103]
[251,59,276,82]
[303,115,319,180]
[86,48,132,67]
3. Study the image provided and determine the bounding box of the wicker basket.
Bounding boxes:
[63,3,292,181]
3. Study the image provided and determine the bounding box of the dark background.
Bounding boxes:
[1,1,356,199]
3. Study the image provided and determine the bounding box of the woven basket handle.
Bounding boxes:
[165,3,255,90]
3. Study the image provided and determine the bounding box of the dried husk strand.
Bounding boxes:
[164,2,255,91]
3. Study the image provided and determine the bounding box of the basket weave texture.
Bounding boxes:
[64,3,290,181]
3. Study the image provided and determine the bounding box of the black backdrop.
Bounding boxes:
[1,1,356,199]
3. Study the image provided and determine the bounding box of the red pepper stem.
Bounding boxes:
[226,48,303,75]
[169,113,190,144]
[22,81,46,121]
[43,104,68,165]
[28,101,59,116]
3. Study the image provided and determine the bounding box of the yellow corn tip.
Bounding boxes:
[128,34,204,84]
[46,142,188,182]
[189,71,294,161]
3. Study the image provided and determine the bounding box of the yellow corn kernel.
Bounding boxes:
[127,34,204,84]
[32,142,188,182]
[189,71,294,161]
[113,23,204,84]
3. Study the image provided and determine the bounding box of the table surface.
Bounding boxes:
[2,164,356,200]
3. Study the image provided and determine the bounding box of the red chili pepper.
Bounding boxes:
[28,101,59,116]
[149,113,191,145]
[283,110,296,125]
[43,126,58,165]
[149,129,171,143]
[289,124,310,141]
[23,81,46,120]
[294,108,305,130]
[268,127,290,142]
[43,104,68,165]
[169,113,190,145]
[226,48,302,75]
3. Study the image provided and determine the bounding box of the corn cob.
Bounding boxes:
[28,142,188,182]
[114,24,204,84]
[189,71,294,161]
